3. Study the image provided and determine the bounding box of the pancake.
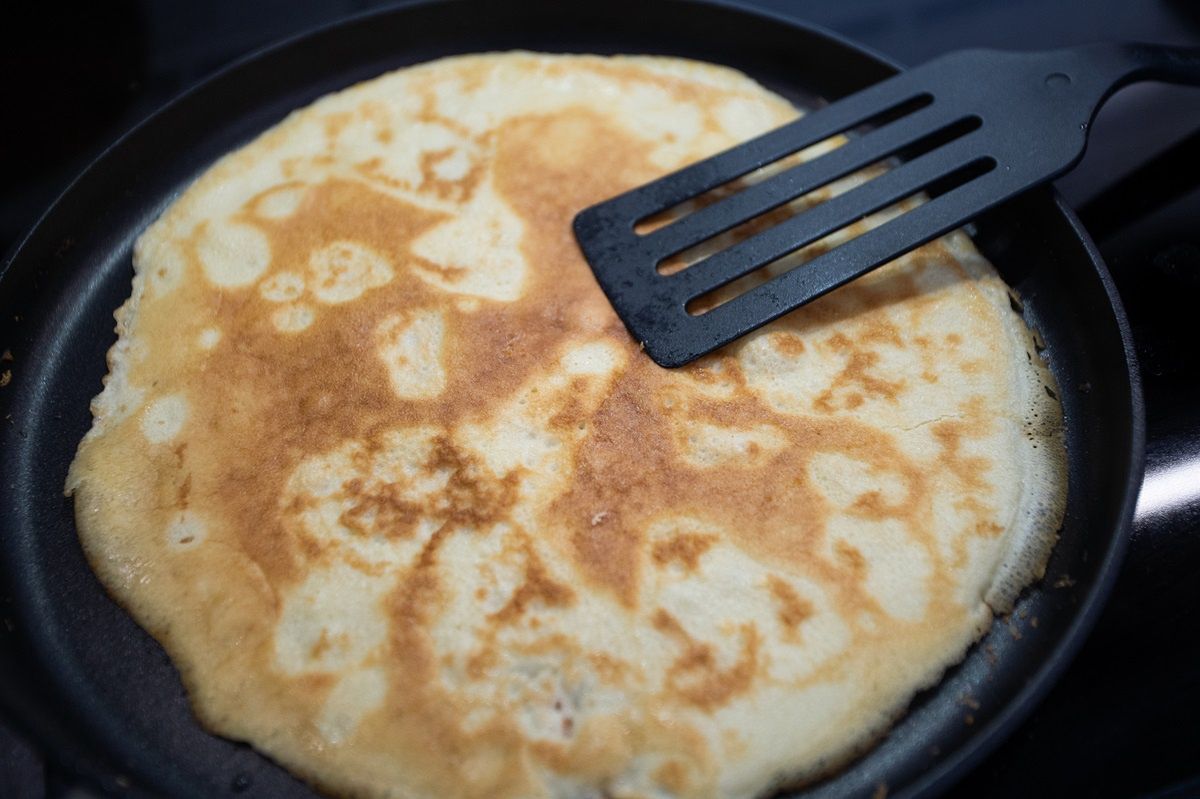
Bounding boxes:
[66,53,1066,799]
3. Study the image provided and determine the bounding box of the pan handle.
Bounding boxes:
[1075,123,1200,536]
[1136,425,1200,534]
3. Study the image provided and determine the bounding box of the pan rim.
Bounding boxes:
[0,1,1146,797]
[900,191,1145,796]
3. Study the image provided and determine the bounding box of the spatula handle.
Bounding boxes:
[1117,42,1200,85]
[1071,43,1200,117]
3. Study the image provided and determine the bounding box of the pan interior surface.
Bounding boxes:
[0,2,1140,798]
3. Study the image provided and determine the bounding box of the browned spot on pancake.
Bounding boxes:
[835,540,868,578]
[490,545,575,624]
[247,180,311,218]
[857,315,903,348]
[417,147,483,203]
[932,420,991,493]
[547,380,591,432]
[654,760,690,793]
[410,254,468,283]
[354,156,384,176]
[570,511,643,607]
[466,647,498,680]
[767,576,813,635]
[946,333,963,346]
[653,609,759,711]
[242,179,447,280]
[176,472,192,510]
[297,672,337,696]
[387,524,457,678]
[587,652,632,683]
[294,533,325,562]
[336,436,518,545]
[849,491,890,519]
[432,438,521,529]
[322,112,353,143]
[309,629,335,660]
[541,351,935,611]
[770,332,807,356]
[960,360,986,375]
[723,729,749,759]
[338,478,420,539]
[816,266,921,328]
[498,111,659,201]
[975,520,1005,536]
[272,427,518,580]
[814,338,905,414]
[954,496,991,516]
[381,107,653,417]
[686,354,747,389]
[406,85,478,142]
[849,484,912,523]
[652,533,716,572]
[169,180,456,582]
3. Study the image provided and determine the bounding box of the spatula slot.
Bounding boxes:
[654,114,982,278]
[843,92,937,136]
[626,91,935,232]
[667,122,987,304]
[684,154,995,317]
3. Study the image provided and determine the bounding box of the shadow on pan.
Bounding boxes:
[0,1,1142,797]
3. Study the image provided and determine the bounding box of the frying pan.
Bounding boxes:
[0,1,1145,796]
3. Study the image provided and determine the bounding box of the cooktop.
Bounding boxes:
[2,1,1197,797]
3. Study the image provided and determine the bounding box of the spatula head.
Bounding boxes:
[574,47,1109,367]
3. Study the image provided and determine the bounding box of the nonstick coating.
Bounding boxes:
[0,1,1144,797]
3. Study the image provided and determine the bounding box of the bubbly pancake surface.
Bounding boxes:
[67,53,1066,799]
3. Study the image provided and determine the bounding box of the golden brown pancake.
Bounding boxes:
[66,53,1066,799]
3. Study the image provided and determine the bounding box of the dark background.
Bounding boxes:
[2,1,1199,797]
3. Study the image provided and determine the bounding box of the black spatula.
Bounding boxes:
[573,43,1200,367]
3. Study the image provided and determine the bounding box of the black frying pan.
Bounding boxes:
[0,1,1144,797]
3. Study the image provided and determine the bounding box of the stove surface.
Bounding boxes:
[2,2,1198,797]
